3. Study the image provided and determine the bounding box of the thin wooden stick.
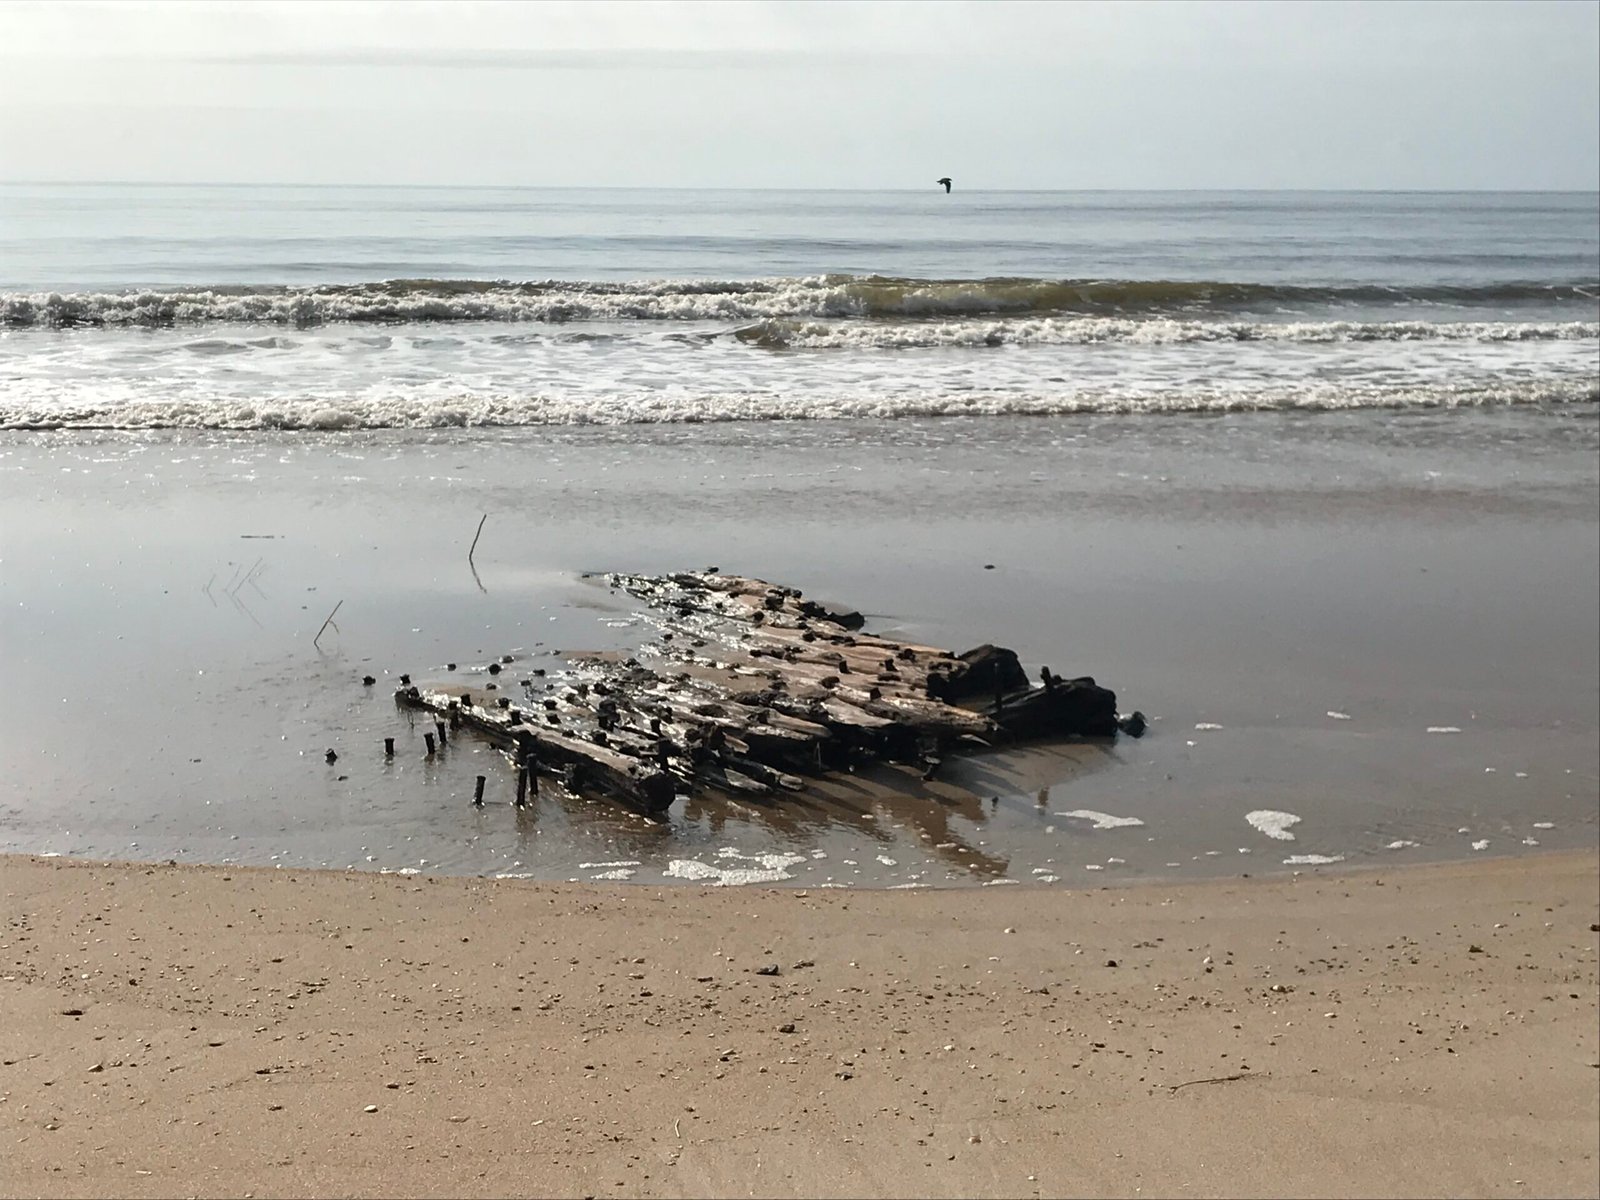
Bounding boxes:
[1168,1072,1250,1092]
[468,513,487,564]
[313,599,343,648]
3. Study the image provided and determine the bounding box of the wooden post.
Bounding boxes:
[515,764,528,808]
[424,732,436,756]
[473,775,486,806]
[435,721,448,748]
[383,737,395,757]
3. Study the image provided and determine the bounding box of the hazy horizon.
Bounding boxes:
[2,0,1596,192]
[4,180,1598,195]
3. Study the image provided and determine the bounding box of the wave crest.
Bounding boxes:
[4,275,1595,328]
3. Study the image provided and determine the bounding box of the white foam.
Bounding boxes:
[579,860,641,869]
[1283,854,1345,865]
[1056,809,1146,829]
[1384,839,1419,850]
[1471,839,1490,851]
[749,317,1600,351]
[981,878,1019,886]
[1427,726,1463,734]
[1247,810,1301,841]
[1326,711,1353,720]
[1532,821,1555,829]
[665,851,806,887]
[590,868,636,881]
[875,855,897,866]
[4,376,1593,432]
[1194,722,1225,731]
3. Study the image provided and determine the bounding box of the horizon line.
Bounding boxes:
[2,180,1596,195]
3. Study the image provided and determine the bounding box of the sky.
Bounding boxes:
[0,0,1596,190]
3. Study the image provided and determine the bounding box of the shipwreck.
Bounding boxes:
[393,571,1143,817]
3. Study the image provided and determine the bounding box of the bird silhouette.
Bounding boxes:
[936,177,952,193]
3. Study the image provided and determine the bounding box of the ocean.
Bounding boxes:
[0,185,1596,886]
[1,185,1595,429]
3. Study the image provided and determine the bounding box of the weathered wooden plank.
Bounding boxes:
[393,570,1129,818]
[395,685,677,816]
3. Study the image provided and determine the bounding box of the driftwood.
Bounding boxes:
[393,570,1138,818]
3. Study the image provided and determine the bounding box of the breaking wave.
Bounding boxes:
[4,275,1596,328]
[731,317,1600,349]
[4,378,1592,432]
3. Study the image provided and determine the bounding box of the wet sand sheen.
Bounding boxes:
[0,412,1595,883]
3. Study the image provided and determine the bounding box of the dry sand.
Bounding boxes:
[2,851,1596,1199]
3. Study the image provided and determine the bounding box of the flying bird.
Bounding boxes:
[936,177,952,193]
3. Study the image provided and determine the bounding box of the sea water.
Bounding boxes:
[1,185,1595,430]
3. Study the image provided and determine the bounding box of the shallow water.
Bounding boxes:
[2,409,1594,885]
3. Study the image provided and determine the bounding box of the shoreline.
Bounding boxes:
[11,835,1593,891]
[4,848,1596,1198]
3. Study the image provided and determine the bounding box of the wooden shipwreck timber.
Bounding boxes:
[394,571,1143,818]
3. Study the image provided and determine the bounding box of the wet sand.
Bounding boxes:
[2,849,1595,1198]
[0,411,1595,883]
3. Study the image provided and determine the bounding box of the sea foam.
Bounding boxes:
[1247,810,1301,841]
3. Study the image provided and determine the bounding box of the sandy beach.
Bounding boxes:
[2,849,1595,1198]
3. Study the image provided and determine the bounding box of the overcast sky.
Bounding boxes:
[1,0,1595,190]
